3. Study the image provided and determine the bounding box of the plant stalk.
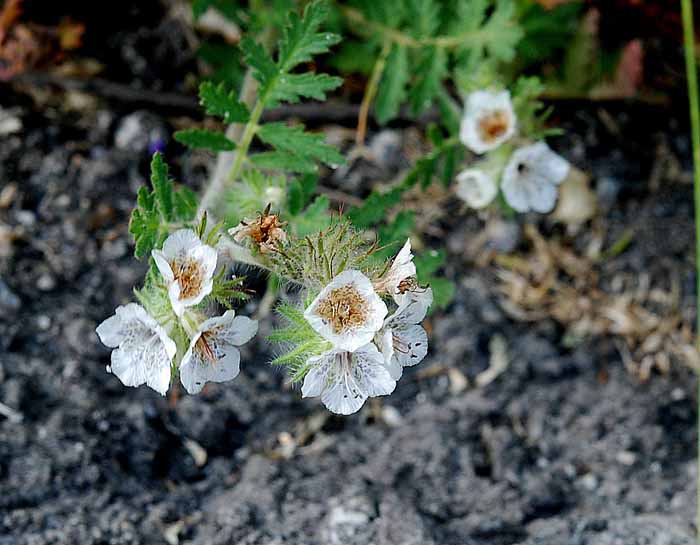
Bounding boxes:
[681,0,700,542]
[356,42,391,145]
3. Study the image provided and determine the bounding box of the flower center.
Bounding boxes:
[478,110,510,143]
[316,284,368,334]
[171,258,204,299]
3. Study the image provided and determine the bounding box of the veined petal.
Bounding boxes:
[98,303,176,395]
[352,343,395,397]
[179,310,256,394]
[161,229,201,260]
[302,344,396,415]
[392,324,428,369]
[180,343,241,395]
[392,287,433,324]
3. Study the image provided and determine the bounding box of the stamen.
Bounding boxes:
[316,284,368,334]
[171,258,204,299]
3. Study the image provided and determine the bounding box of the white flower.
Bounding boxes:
[304,270,387,352]
[460,90,516,154]
[375,288,432,380]
[301,343,395,415]
[501,142,570,213]
[373,239,416,297]
[96,303,176,395]
[179,310,258,394]
[152,229,218,316]
[455,168,498,209]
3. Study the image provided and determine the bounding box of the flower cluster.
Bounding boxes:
[457,89,570,214]
[298,240,433,415]
[97,229,257,396]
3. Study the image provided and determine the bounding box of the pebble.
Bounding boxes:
[37,273,56,291]
[36,315,51,331]
[0,278,20,312]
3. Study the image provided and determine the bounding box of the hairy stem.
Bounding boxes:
[198,26,275,217]
[356,42,391,145]
[681,0,700,542]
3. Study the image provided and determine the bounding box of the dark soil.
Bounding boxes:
[1,5,698,545]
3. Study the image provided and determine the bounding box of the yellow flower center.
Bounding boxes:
[171,258,204,299]
[478,110,510,143]
[316,284,368,334]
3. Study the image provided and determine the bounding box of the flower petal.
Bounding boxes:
[460,90,516,154]
[301,351,335,398]
[179,343,241,395]
[455,168,498,209]
[96,314,126,348]
[392,324,428,368]
[392,287,433,324]
[161,229,201,260]
[200,311,258,346]
[152,250,175,283]
[352,343,395,397]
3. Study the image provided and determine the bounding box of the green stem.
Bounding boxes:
[681,0,700,542]
[356,42,391,145]
[340,6,499,50]
[227,99,265,183]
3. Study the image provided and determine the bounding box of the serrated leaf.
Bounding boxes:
[240,36,278,90]
[268,72,343,105]
[375,44,409,124]
[482,0,522,62]
[409,46,446,114]
[199,81,250,123]
[278,0,341,72]
[406,0,440,38]
[250,151,318,174]
[257,122,344,166]
[150,153,175,222]
[347,186,406,228]
[174,129,236,151]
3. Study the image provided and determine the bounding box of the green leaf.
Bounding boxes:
[268,72,343,105]
[174,129,236,151]
[257,122,344,166]
[482,0,522,62]
[348,186,406,228]
[427,277,455,309]
[406,0,440,38]
[129,153,199,259]
[277,0,341,72]
[375,44,409,124]
[287,173,318,215]
[150,153,175,222]
[174,186,198,221]
[409,46,447,114]
[292,195,330,236]
[240,36,278,90]
[198,81,250,123]
[250,151,318,174]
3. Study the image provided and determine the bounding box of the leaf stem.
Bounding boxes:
[356,41,391,145]
[340,6,501,50]
[681,0,700,542]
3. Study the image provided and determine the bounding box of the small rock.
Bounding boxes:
[0,278,20,312]
[114,111,168,154]
[37,273,56,291]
